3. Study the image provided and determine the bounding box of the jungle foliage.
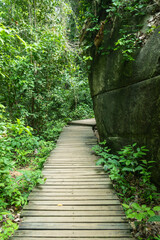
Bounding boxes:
[0,0,93,238]
[0,0,93,138]
[1,0,159,239]
[93,142,160,239]
[77,0,159,60]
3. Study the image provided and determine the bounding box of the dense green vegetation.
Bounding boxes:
[0,0,160,239]
[0,0,93,238]
[78,0,159,60]
[0,0,93,136]
[0,111,53,239]
[93,142,160,239]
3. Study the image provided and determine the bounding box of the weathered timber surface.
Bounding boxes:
[11,119,134,239]
[11,238,134,240]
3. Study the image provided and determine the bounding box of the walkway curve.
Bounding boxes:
[11,119,133,240]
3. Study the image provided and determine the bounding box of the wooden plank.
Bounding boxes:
[68,119,96,126]
[53,138,93,140]
[29,193,116,197]
[30,192,115,196]
[57,138,97,140]
[28,195,118,200]
[39,182,112,186]
[22,210,125,217]
[42,168,103,171]
[46,161,97,164]
[21,216,127,223]
[55,144,95,147]
[49,155,96,157]
[47,157,97,159]
[19,222,131,230]
[45,163,98,165]
[42,171,104,174]
[45,159,97,161]
[32,189,114,194]
[38,183,112,187]
[34,185,113,189]
[43,167,101,170]
[45,179,110,182]
[47,158,96,160]
[44,181,110,184]
[57,142,95,143]
[52,149,92,152]
[59,134,93,136]
[57,138,96,140]
[47,158,97,160]
[52,145,93,147]
[47,157,96,159]
[45,163,97,165]
[52,149,93,152]
[43,176,109,179]
[44,164,98,166]
[62,129,93,131]
[43,178,109,181]
[56,141,97,144]
[42,176,108,179]
[48,155,97,158]
[43,175,108,178]
[44,176,109,180]
[42,173,107,176]
[29,192,116,196]
[23,205,123,211]
[42,175,107,178]
[46,158,97,160]
[28,200,120,205]
[44,171,106,175]
[42,172,106,175]
[53,145,92,147]
[44,165,99,166]
[11,238,134,240]
[45,166,100,168]
[44,166,101,169]
[13,230,132,237]
[46,162,97,164]
[43,182,111,185]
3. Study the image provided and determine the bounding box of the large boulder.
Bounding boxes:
[89,13,160,185]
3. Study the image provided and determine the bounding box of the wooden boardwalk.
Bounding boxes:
[12,119,133,240]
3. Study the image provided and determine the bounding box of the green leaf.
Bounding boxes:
[132,143,137,147]
[153,206,160,211]
[148,210,155,217]
[122,167,133,172]
[148,215,160,222]
[37,178,45,184]
[96,158,106,165]
[135,213,143,221]
[135,166,143,171]
[131,203,141,211]
[122,203,129,209]
[15,34,27,46]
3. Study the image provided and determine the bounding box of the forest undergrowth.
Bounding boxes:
[0,0,93,239]
[1,0,160,239]
[93,142,160,240]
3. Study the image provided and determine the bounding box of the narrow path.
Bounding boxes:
[12,119,133,239]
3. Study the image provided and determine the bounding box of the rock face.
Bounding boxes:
[89,15,160,184]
